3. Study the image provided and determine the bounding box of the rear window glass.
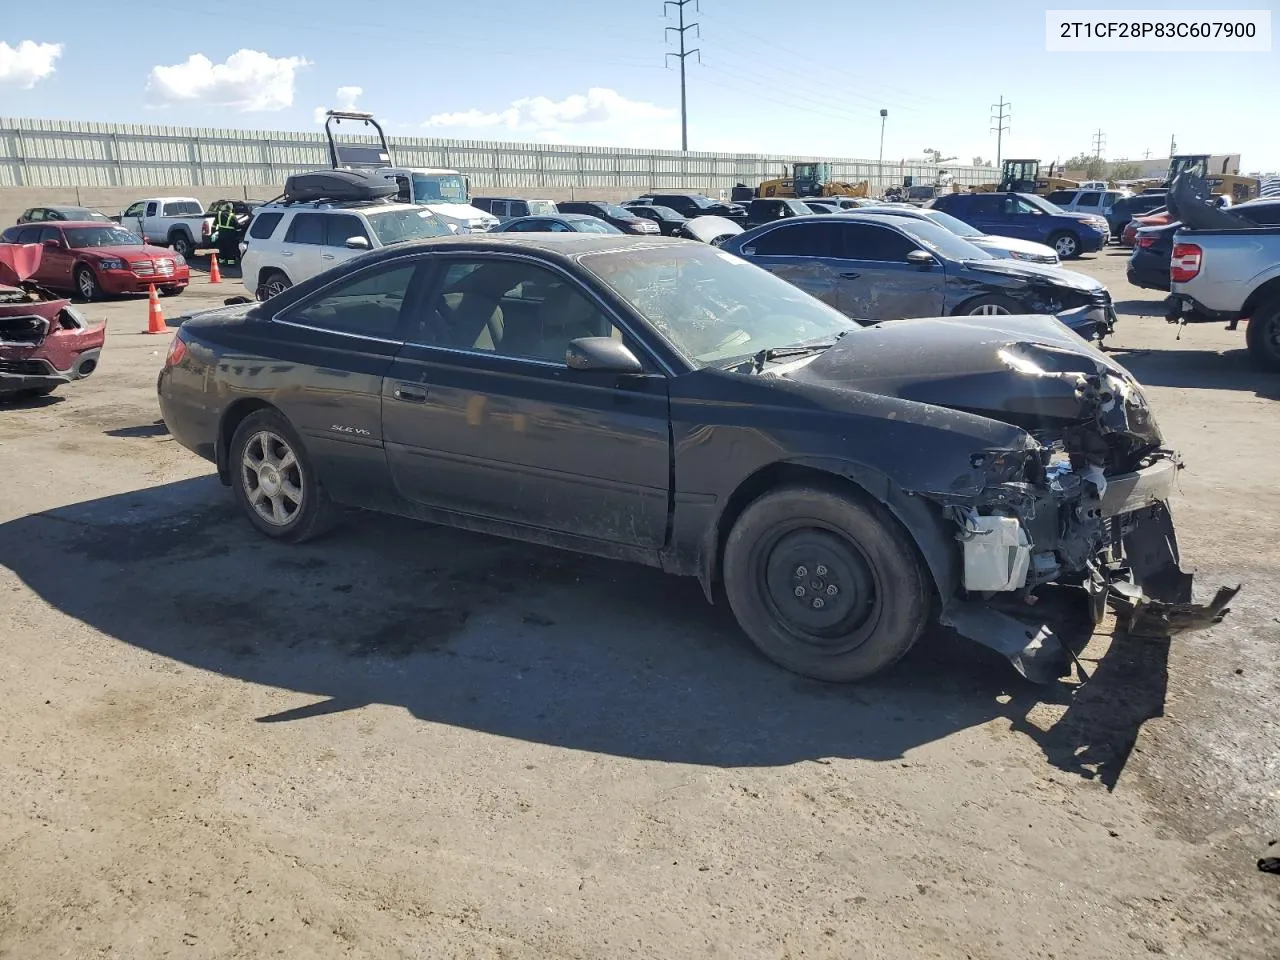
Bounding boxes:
[249,212,283,239]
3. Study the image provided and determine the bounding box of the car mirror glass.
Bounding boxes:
[906,249,935,266]
[565,337,644,374]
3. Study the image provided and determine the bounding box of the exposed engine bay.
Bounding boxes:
[0,243,107,397]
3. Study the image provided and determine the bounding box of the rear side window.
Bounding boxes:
[325,214,370,246]
[1078,191,1102,206]
[284,262,419,338]
[285,213,326,245]
[752,223,843,257]
[1045,191,1076,205]
[162,201,202,216]
[249,212,283,239]
[841,223,919,261]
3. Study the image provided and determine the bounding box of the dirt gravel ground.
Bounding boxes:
[1,251,1277,960]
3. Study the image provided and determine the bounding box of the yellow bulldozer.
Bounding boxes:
[1163,154,1259,202]
[973,159,1079,195]
[753,162,869,199]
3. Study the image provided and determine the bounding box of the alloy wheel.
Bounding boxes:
[969,303,1011,316]
[240,430,304,526]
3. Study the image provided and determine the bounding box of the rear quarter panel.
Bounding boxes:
[1171,229,1280,312]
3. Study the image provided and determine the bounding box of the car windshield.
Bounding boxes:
[573,219,622,234]
[64,226,143,248]
[366,207,452,245]
[61,208,108,221]
[580,243,857,367]
[648,206,682,219]
[687,195,716,209]
[527,200,556,216]
[1023,194,1066,215]
[411,173,468,205]
[596,203,634,219]
[918,210,984,238]
[894,218,994,261]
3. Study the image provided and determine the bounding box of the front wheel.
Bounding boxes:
[723,485,931,682]
[229,409,335,542]
[1049,231,1081,259]
[159,286,185,297]
[1245,299,1280,372]
[74,266,102,302]
[957,294,1020,317]
[257,270,292,301]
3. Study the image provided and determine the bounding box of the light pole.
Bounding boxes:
[878,109,888,192]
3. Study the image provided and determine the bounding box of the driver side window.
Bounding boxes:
[123,202,144,218]
[282,262,420,338]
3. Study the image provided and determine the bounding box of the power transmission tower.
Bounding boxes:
[1169,134,1177,157]
[1143,148,1152,159]
[664,0,701,152]
[990,96,1010,170]
[1092,128,1106,159]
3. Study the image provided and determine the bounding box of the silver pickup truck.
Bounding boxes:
[1164,193,1280,371]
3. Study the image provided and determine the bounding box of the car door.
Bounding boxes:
[382,255,671,548]
[279,212,327,281]
[1075,191,1102,216]
[265,257,429,508]
[37,226,75,289]
[737,221,847,309]
[954,195,1007,236]
[834,221,946,319]
[995,195,1049,242]
[121,201,146,239]
[320,213,372,271]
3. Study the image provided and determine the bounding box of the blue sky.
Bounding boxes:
[3,0,1277,170]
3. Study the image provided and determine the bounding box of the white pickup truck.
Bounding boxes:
[118,197,213,259]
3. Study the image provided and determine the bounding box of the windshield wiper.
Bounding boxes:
[751,334,847,373]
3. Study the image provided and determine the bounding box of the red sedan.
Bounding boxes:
[0,221,189,301]
[1120,209,1171,248]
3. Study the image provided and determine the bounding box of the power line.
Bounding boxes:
[990,96,1010,170]
[1092,128,1106,159]
[664,0,701,152]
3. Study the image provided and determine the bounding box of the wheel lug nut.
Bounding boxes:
[795,565,808,578]
[826,584,838,596]
[816,564,828,576]
[812,598,825,609]
[794,586,806,597]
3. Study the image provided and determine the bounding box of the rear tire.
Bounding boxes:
[1049,231,1081,259]
[170,233,193,259]
[229,409,336,543]
[258,270,292,301]
[1245,298,1280,372]
[723,485,931,682]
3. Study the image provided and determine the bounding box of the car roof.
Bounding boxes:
[33,220,123,228]
[357,233,678,261]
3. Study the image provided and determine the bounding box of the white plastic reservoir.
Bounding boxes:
[962,515,1031,592]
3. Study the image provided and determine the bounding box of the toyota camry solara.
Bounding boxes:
[158,233,1220,684]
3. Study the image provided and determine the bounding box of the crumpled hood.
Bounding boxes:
[963,258,1104,292]
[680,215,744,243]
[783,313,1160,441]
[971,235,1059,260]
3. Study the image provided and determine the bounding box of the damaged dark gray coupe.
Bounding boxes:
[157,234,1232,684]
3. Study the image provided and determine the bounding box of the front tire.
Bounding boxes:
[257,270,292,301]
[957,294,1020,316]
[723,485,931,682]
[1049,231,1081,259]
[1245,298,1280,372]
[229,409,335,543]
[74,266,102,302]
[159,286,185,297]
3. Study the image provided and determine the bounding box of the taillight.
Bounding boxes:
[1136,235,1156,248]
[164,332,188,368]
[1170,243,1202,283]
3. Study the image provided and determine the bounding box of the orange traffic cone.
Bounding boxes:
[208,252,222,284]
[144,284,167,334]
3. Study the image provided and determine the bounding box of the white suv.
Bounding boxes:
[241,201,452,299]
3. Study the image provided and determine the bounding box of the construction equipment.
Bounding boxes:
[973,159,1079,195]
[1163,155,1259,202]
[755,162,869,199]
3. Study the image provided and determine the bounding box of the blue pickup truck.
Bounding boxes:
[930,192,1110,259]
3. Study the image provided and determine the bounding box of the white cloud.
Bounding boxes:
[0,40,63,89]
[423,87,678,148]
[147,49,310,111]
[313,85,363,123]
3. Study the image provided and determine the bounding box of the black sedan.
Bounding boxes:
[1126,222,1179,291]
[158,234,1200,685]
[624,204,689,236]
[719,213,1116,341]
[491,214,622,235]
[17,205,112,224]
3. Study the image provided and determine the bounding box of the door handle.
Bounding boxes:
[393,386,428,404]
[281,250,294,257]
[840,271,860,279]
[321,253,335,260]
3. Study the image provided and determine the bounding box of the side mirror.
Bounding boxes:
[906,249,935,266]
[43,238,61,249]
[565,337,644,374]
[345,236,371,250]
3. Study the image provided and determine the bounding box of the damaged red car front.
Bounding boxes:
[0,244,106,400]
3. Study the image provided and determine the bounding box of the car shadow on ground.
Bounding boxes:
[104,421,170,438]
[0,391,66,409]
[1110,344,1280,398]
[0,476,1166,777]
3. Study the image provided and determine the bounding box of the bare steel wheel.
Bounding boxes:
[229,409,335,542]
